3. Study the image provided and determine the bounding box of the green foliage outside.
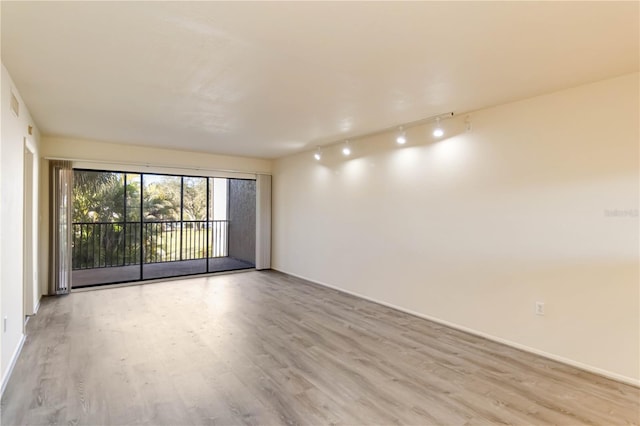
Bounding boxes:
[73,171,219,269]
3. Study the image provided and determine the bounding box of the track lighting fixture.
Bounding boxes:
[305,111,453,160]
[432,118,444,138]
[396,127,407,145]
[342,141,351,156]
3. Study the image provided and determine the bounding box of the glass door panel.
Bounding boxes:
[71,170,137,287]
[71,170,256,286]
[142,174,184,280]
[179,176,207,275]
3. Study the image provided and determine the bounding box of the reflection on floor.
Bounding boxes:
[71,257,254,287]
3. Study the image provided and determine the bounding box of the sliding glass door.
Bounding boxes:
[71,169,255,288]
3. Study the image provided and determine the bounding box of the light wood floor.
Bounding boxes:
[1,271,638,425]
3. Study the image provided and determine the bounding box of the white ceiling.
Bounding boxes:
[2,1,638,159]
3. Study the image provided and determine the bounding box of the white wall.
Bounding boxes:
[38,136,272,296]
[273,73,639,384]
[1,64,41,391]
[41,136,272,176]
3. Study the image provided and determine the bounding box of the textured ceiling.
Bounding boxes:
[2,1,638,158]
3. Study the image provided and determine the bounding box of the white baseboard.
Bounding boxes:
[272,268,640,388]
[1,333,26,397]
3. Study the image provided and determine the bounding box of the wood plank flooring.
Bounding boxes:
[1,270,638,425]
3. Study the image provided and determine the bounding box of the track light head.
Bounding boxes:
[313,147,322,161]
[342,141,351,156]
[465,115,472,132]
[433,118,444,138]
[396,127,407,145]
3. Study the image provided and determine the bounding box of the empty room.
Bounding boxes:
[1,1,638,425]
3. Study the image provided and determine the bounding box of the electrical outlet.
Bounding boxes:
[535,302,545,316]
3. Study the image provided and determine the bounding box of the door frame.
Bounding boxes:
[23,140,36,321]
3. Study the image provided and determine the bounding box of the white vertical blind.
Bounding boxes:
[255,174,272,270]
[49,160,73,294]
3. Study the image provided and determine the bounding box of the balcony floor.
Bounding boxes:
[72,257,254,288]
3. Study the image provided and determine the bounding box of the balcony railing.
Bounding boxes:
[72,220,229,270]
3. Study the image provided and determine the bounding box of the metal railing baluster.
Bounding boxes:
[72,219,230,270]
